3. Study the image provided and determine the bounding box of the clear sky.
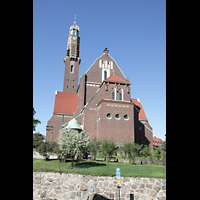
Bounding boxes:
[33,0,166,141]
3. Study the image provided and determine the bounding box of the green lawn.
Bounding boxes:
[33,158,166,178]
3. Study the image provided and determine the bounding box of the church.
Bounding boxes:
[46,20,153,147]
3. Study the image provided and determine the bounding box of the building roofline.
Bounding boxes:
[85,52,127,80]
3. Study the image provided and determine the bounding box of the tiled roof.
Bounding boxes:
[105,74,129,83]
[153,136,163,146]
[53,92,78,114]
[153,136,163,142]
[131,98,148,120]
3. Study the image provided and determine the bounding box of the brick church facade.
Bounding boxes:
[46,21,153,147]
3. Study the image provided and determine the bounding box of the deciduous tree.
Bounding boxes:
[58,128,90,166]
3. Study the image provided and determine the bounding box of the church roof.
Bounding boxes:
[131,98,148,120]
[105,74,129,83]
[53,92,78,114]
[66,118,82,130]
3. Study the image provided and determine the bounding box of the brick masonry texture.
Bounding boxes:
[33,172,166,200]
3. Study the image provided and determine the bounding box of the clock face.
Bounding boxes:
[72,37,76,41]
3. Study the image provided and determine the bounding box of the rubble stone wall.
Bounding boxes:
[33,172,166,200]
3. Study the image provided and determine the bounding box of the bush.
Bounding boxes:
[37,141,58,161]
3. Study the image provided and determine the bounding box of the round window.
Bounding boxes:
[124,114,129,120]
[107,113,112,119]
[115,114,121,120]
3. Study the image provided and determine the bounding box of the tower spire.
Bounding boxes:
[74,14,76,25]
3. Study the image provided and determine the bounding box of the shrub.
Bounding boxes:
[37,141,58,161]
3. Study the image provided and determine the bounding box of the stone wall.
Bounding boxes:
[33,172,166,200]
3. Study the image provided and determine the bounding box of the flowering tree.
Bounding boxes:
[58,128,90,166]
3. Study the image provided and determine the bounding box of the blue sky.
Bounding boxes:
[33,0,166,141]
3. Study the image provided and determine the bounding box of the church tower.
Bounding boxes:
[63,16,81,93]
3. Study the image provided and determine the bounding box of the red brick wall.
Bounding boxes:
[96,100,135,145]
[46,114,73,142]
[63,58,80,93]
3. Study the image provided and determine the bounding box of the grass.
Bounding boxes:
[33,158,166,178]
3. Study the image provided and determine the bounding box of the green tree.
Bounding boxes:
[33,107,41,131]
[153,146,161,161]
[99,139,117,162]
[33,132,45,148]
[139,145,150,158]
[120,142,142,163]
[88,137,101,160]
[160,140,166,161]
[58,128,90,166]
[37,141,58,161]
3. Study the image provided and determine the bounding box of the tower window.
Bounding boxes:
[104,70,107,80]
[70,65,74,73]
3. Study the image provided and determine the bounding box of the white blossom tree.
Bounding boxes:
[58,128,90,166]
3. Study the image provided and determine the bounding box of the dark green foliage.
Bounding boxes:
[37,141,59,161]
[120,142,142,163]
[33,107,41,131]
[139,145,150,158]
[99,139,118,162]
[88,137,101,160]
[33,132,45,148]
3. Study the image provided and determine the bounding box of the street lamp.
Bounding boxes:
[46,126,53,141]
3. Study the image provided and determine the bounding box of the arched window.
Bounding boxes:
[118,88,123,101]
[104,70,107,80]
[111,87,116,100]
[119,93,122,100]
[70,65,74,73]
[112,91,115,100]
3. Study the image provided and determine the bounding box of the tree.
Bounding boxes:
[152,146,161,161]
[139,145,150,158]
[120,141,142,163]
[160,140,166,161]
[88,137,101,160]
[37,141,58,161]
[33,107,41,131]
[33,132,45,148]
[58,128,90,166]
[99,138,117,162]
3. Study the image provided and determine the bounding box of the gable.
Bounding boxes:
[85,52,126,84]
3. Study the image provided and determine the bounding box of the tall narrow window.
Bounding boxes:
[111,87,116,100]
[70,65,74,73]
[119,93,122,101]
[112,91,115,100]
[118,88,123,101]
[104,70,107,80]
